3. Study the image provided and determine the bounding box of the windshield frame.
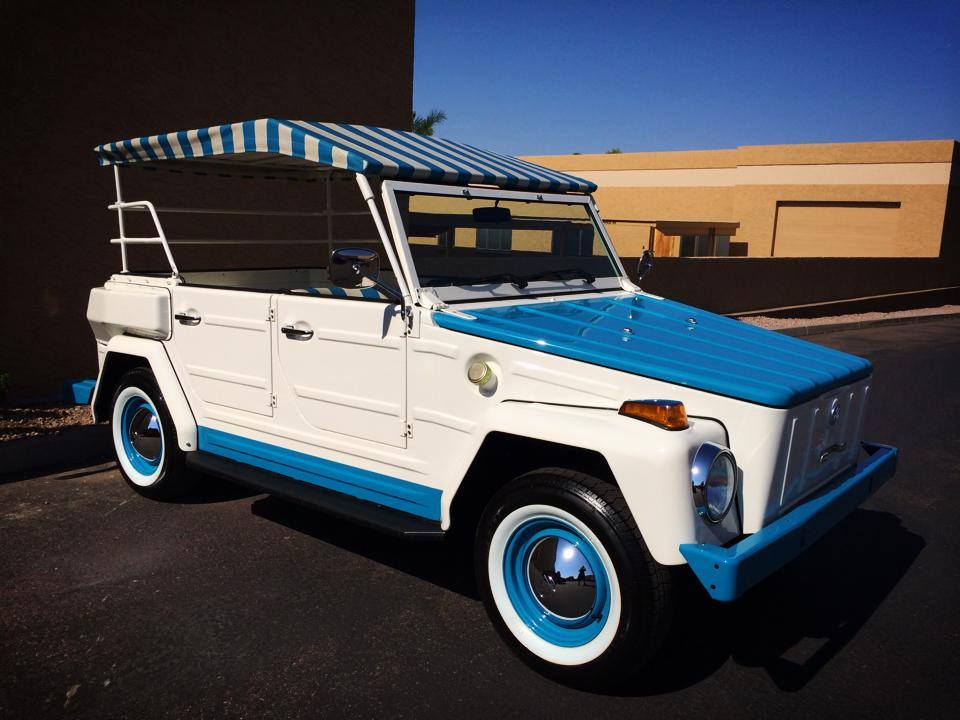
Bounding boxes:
[380,180,629,305]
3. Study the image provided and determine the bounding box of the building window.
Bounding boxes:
[437,229,454,249]
[476,228,512,251]
[679,232,731,257]
[554,224,595,256]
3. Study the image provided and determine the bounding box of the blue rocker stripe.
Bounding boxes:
[679,441,898,601]
[197,427,442,520]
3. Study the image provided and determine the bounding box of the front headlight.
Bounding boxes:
[691,442,737,523]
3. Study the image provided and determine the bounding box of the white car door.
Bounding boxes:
[274,294,407,448]
[166,286,274,417]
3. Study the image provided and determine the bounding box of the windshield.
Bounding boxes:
[394,190,621,302]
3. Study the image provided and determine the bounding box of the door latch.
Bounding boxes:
[819,442,847,463]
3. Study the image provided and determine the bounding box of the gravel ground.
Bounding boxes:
[739,304,960,330]
[0,405,95,442]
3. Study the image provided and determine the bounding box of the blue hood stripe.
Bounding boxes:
[432,294,872,408]
[485,305,801,396]
[545,299,857,379]
[602,297,857,374]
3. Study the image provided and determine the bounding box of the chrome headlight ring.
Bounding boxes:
[691,442,738,524]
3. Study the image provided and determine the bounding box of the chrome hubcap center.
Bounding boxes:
[128,407,162,461]
[526,537,597,619]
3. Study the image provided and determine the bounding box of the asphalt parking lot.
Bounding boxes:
[2,319,959,719]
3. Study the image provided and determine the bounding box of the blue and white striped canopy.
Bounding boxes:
[94,118,597,194]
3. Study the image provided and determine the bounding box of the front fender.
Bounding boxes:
[481,401,734,565]
[91,336,197,452]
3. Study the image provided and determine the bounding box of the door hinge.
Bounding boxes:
[268,308,276,322]
[269,394,277,408]
[402,422,413,438]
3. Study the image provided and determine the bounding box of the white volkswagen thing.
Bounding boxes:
[87,119,898,684]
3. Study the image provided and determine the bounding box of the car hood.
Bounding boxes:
[431,293,872,408]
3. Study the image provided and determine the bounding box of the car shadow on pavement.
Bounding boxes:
[171,475,261,504]
[615,509,925,696]
[247,499,922,696]
[250,496,480,598]
[0,459,114,486]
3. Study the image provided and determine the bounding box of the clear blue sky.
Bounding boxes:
[413,0,960,155]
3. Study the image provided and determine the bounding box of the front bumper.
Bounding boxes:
[679,441,898,602]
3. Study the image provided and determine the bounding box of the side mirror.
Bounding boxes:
[329,247,380,288]
[637,249,654,282]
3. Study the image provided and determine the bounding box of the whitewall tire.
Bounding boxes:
[475,468,675,686]
[112,385,165,487]
[109,368,197,500]
[487,504,622,666]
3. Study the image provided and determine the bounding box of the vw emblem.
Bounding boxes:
[828,399,841,426]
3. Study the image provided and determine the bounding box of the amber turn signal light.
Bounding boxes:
[618,400,688,430]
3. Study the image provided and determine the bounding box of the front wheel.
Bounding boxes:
[476,468,674,686]
[110,367,197,500]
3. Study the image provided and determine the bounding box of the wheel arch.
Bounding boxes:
[92,337,197,451]
[448,432,617,539]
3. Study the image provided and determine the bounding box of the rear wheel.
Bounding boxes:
[110,368,197,500]
[476,468,674,686]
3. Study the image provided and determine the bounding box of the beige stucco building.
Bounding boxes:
[524,140,957,260]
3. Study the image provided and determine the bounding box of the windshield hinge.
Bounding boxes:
[401,305,414,335]
[416,288,447,310]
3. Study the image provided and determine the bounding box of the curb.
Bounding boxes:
[0,425,113,479]
[767,311,960,337]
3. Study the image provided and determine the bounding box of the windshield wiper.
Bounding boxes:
[520,268,596,284]
[451,273,529,290]
[425,268,594,291]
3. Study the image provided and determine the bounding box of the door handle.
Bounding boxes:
[174,312,201,326]
[281,325,314,341]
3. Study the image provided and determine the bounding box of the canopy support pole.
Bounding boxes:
[113,166,128,272]
[325,174,334,241]
[355,174,413,310]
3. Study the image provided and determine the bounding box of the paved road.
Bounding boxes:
[2,319,959,719]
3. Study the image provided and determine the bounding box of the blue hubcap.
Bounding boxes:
[503,517,611,647]
[120,396,163,475]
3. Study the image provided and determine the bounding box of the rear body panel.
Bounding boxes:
[87,283,171,342]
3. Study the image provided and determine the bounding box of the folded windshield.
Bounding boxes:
[394,191,620,302]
